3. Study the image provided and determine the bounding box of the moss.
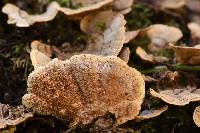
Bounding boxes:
[50,0,70,7]
[94,21,106,31]
[125,3,154,30]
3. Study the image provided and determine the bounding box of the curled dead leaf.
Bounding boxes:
[136,47,169,63]
[135,105,168,121]
[193,105,200,127]
[147,24,183,52]
[150,88,200,106]
[0,103,33,129]
[170,43,200,65]
[2,0,114,27]
[22,54,145,126]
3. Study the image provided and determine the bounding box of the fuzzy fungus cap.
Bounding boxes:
[22,54,145,126]
[147,24,183,51]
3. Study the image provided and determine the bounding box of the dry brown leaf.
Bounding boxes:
[0,103,33,129]
[147,24,183,52]
[136,47,169,63]
[2,0,114,27]
[22,54,145,126]
[170,43,200,65]
[30,41,52,69]
[188,22,200,44]
[135,105,168,121]
[118,47,130,63]
[193,105,200,127]
[150,88,200,106]
[158,0,186,9]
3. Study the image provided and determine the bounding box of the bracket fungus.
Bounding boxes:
[147,24,183,52]
[2,0,114,27]
[150,88,200,106]
[135,105,168,122]
[158,0,186,9]
[188,22,200,44]
[22,54,145,126]
[193,106,200,127]
[30,40,52,69]
[0,104,33,129]
[170,43,200,65]
[136,47,169,63]
[32,10,126,59]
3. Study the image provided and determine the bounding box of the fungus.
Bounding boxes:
[30,40,52,69]
[193,106,200,127]
[135,105,168,122]
[170,43,200,65]
[113,0,134,14]
[0,103,33,129]
[187,22,200,44]
[150,88,200,106]
[118,47,130,63]
[22,54,145,126]
[136,47,169,63]
[2,0,114,27]
[33,10,126,59]
[147,24,183,52]
[124,30,140,44]
[158,0,186,9]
